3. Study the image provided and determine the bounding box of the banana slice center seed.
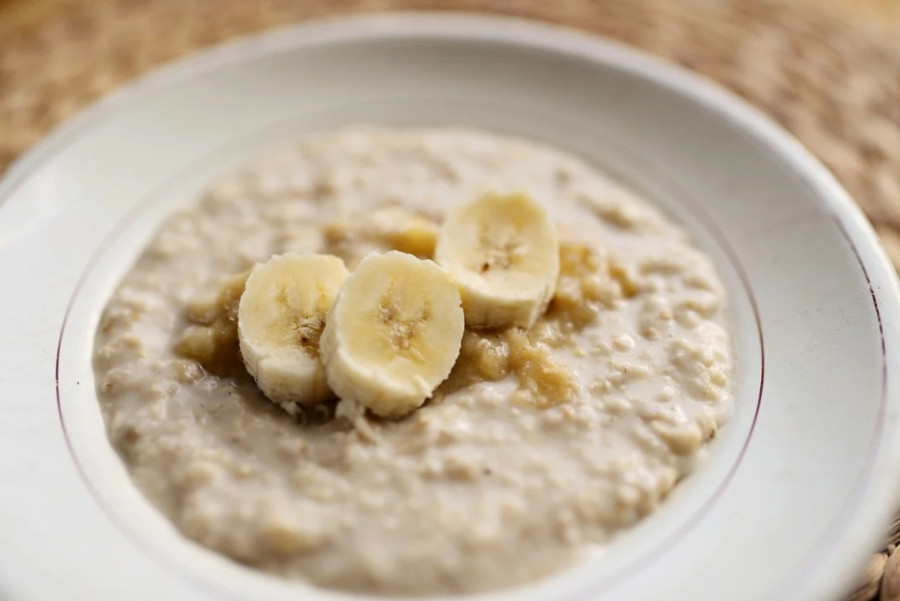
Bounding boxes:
[277,285,330,357]
[478,226,525,273]
[378,287,431,354]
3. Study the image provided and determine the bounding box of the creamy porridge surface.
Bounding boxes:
[93,128,733,596]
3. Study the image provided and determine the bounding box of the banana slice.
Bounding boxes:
[237,254,349,414]
[319,251,464,419]
[434,193,560,329]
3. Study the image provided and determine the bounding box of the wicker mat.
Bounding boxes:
[2,0,900,598]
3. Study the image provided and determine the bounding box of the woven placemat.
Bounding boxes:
[2,0,900,598]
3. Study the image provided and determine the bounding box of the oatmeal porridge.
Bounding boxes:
[93,128,733,596]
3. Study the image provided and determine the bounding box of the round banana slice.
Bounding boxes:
[319,251,464,419]
[434,193,560,329]
[237,253,349,414]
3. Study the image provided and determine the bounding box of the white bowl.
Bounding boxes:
[1,13,899,601]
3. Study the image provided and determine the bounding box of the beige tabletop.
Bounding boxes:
[2,0,900,599]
